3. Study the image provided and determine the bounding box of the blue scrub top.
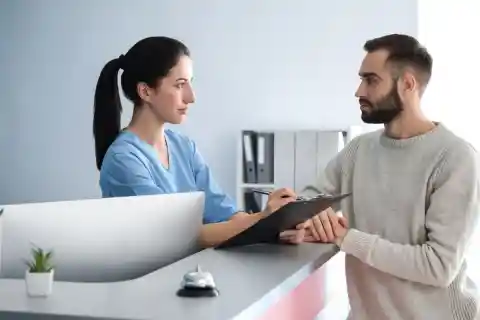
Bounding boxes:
[99,129,238,223]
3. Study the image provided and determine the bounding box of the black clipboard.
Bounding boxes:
[214,193,351,249]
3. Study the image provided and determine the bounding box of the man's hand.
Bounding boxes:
[328,211,349,246]
[261,190,350,246]
[297,208,349,245]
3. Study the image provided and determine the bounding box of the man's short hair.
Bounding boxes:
[364,34,433,89]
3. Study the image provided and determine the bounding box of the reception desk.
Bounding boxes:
[0,243,338,320]
[0,193,342,319]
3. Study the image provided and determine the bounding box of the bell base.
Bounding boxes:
[176,287,219,298]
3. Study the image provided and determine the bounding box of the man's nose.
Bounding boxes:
[355,83,363,98]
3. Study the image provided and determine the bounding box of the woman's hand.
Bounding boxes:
[278,228,307,244]
[263,188,304,245]
[262,188,297,217]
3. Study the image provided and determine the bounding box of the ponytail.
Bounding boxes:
[93,37,191,171]
[93,57,123,170]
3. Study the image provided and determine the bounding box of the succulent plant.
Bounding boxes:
[25,245,54,273]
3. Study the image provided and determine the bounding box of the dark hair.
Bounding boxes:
[363,34,433,89]
[93,37,190,170]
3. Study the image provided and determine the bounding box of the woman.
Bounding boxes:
[92,36,310,247]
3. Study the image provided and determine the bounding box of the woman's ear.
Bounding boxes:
[137,82,152,103]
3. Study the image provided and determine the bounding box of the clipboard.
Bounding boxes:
[214,193,351,249]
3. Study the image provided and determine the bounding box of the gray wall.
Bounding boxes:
[0,0,418,205]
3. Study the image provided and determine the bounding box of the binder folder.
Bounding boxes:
[215,193,351,249]
[256,132,274,184]
[242,131,257,183]
[243,191,263,213]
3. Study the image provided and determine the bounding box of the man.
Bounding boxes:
[311,34,480,319]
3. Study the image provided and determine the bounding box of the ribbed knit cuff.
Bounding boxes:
[340,228,378,263]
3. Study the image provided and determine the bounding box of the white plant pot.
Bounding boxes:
[25,269,54,297]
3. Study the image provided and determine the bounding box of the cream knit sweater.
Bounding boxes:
[319,123,480,320]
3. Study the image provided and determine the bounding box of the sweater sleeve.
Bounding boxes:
[317,154,342,196]
[340,142,480,287]
[317,136,361,195]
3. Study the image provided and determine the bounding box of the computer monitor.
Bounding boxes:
[0,192,205,283]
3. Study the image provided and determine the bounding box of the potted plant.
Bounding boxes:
[25,245,54,297]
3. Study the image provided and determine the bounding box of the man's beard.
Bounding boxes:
[360,84,403,124]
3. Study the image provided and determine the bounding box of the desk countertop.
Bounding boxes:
[0,243,338,320]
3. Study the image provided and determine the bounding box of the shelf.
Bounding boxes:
[236,127,363,211]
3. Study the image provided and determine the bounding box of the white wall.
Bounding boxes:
[418,0,480,285]
[0,0,418,205]
[419,0,480,149]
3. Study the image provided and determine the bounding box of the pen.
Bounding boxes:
[250,188,307,200]
[249,189,271,196]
